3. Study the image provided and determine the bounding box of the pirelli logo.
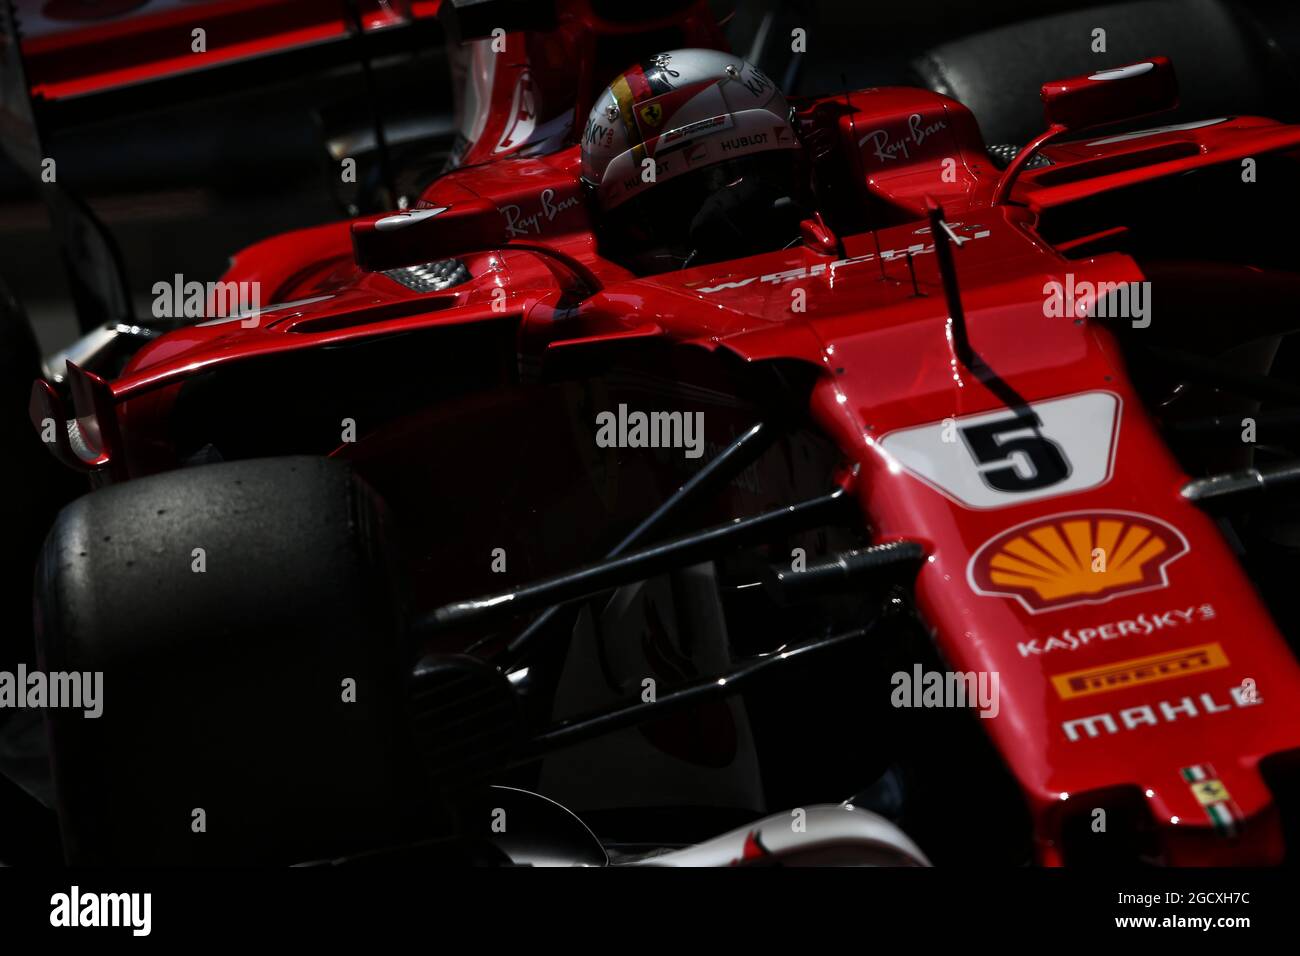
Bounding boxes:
[1050,643,1229,700]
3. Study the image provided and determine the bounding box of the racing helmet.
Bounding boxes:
[581,48,799,210]
[581,49,802,269]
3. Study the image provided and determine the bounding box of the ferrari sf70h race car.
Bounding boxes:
[5,0,1300,869]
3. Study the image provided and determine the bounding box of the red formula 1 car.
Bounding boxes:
[8,0,1300,867]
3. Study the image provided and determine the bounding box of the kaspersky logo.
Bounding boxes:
[967,510,1189,613]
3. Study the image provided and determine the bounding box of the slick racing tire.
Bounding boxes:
[34,455,431,864]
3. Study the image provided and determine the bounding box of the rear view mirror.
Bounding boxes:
[351,199,507,271]
[1041,56,1178,131]
[994,56,1180,204]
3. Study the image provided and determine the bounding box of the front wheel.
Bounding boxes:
[34,455,435,864]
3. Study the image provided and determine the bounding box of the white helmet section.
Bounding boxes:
[580,49,798,211]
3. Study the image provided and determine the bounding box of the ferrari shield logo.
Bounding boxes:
[1181,764,1242,836]
[1191,779,1230,804]
[638,103,664,127]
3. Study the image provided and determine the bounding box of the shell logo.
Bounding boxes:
[967,510,1189,613]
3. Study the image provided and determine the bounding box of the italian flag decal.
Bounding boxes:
[1181,764,1241,836]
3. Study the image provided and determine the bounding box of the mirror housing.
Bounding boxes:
[1041,56,1178,131]
[994,56,1180,204]
[351,200,507,272]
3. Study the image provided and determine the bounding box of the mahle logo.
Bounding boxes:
[968,510,1189,613]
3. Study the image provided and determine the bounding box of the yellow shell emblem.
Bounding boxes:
[968,511,1188,613]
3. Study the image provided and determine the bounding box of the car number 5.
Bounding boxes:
[959,413,1072,492]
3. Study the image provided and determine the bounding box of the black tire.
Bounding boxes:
[35,455,433,864]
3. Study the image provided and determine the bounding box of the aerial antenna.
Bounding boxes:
[926,196,973,368]
[905,251,921,297]
[871,230,888,280]
[923,196,1036,414]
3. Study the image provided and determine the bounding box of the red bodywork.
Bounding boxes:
[28,10,1300,865]
[16,0,439,100]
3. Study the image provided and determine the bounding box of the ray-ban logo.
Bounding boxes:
[859,112,948,163]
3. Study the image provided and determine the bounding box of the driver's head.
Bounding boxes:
[581,49,802,270]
